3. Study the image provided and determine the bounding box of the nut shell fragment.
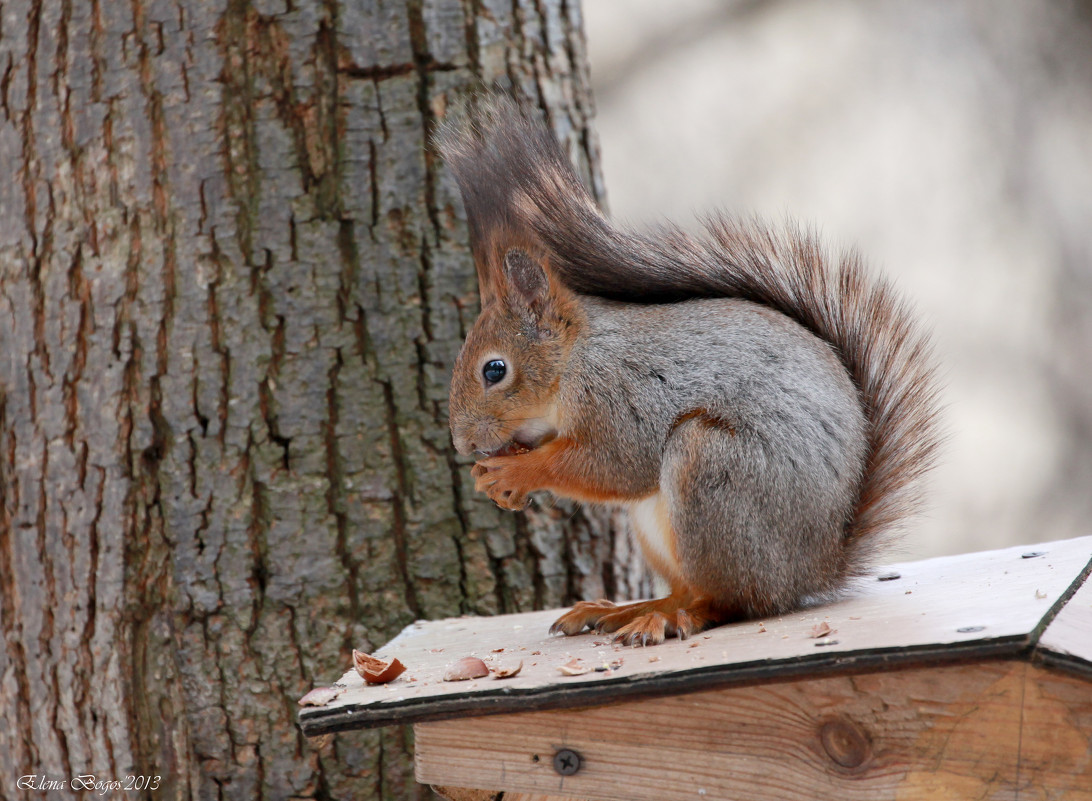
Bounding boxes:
[443,656,490,681]
[353,649,407,684]
[493,442,531,458]
[298,686,344,707]
[492,660,523,679]
[809,622,835,639]
[558,658,590,676]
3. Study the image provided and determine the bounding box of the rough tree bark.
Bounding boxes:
[0,1,647,798]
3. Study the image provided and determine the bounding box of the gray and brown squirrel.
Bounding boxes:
[440,96,942,646]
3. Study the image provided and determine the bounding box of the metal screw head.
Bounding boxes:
[1022,551,1046,559]
[877,571,901,582]
[957,625,985,633]
[553,748,582,776]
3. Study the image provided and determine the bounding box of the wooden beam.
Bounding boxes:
[414,661,1092,801]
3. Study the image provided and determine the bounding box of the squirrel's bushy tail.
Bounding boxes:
[440,96,943,575]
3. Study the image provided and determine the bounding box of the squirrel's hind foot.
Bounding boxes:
[549,593,717,646]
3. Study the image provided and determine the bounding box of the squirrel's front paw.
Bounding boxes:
[472,458,531,511]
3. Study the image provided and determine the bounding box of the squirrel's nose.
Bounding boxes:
[452,431,474,456]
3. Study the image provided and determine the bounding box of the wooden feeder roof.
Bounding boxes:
[299,536,1092,737]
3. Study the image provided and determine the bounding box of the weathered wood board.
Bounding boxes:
[414,661,1092,801]
[1040,563,1092,673]
[298,537,1091,735]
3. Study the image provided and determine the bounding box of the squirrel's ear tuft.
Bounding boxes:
[503,248,549,307]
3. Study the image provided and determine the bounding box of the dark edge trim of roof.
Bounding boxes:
[298,636,1031,736]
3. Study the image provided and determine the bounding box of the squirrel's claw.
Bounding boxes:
[613,611,671,647]
[472,455,533,510]
[549,599,618,636]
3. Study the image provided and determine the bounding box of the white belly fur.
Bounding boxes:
[629,493,682,583]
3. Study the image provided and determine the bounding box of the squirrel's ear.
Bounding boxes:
[503,248,550,309]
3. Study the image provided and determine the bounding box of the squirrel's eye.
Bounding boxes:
[482,359,507,385]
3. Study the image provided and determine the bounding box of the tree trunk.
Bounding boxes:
[0,1,647,798]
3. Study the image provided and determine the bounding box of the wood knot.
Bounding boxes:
[819,717,871,769]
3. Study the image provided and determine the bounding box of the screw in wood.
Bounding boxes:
[819,717,871,769]
[553,748,582,776]
[1022,551,1046,559]
[957,625,985,633]
[877,571,901,581]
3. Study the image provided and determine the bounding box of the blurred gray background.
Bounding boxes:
[583,0,1092,560]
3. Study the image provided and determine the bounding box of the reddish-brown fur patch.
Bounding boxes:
[671,407,737,436]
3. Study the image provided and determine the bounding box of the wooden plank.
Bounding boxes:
[1038,561,1092,674]
[428,785,585,798]
[428,788,499,801]
[414,661,1092,801]
[429,784,584,800]
[1017,666,1092,796]
[298,537,1092,735]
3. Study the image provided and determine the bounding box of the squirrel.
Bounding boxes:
[439,95,941,646]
